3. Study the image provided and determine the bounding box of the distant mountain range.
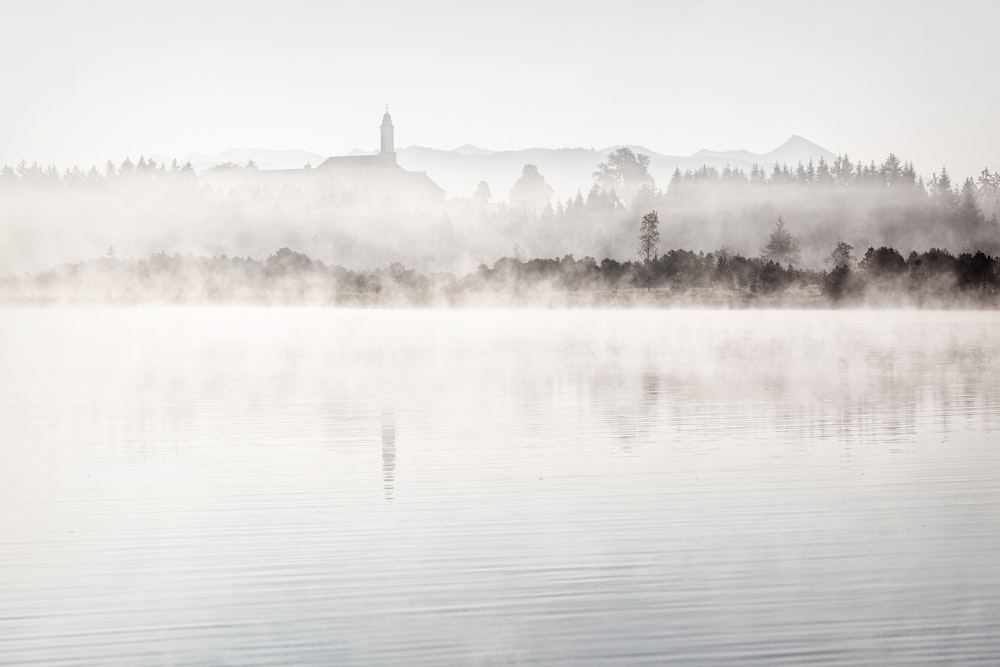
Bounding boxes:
[164,135,837,201]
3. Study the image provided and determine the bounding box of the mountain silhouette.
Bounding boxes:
[169,135,837,201]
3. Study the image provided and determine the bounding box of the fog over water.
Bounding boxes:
[4,1,1000,663]
[2,309,999,664]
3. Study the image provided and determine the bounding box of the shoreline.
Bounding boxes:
[3,288,994,309]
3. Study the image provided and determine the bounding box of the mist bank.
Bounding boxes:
[3,245,999,308]
[164,134,836,201]
[2,151,999,276]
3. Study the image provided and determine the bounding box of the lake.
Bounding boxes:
[1,308,999,665]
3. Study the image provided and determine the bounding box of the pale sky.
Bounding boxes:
[2,0,998,179]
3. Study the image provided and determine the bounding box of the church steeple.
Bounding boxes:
[380,107,395,164]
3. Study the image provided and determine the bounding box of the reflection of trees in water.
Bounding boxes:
[358,316,1000,475]
[571,333,1000,457]
[381,409,396,501]
[642,371,660,407]
[584,358,671,454]
[616,369,663,454]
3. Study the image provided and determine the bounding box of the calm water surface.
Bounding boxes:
[1,308,999,665]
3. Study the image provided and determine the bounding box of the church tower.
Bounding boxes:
[380,108,395,164]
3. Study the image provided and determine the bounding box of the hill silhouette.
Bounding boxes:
[164,135,837,200]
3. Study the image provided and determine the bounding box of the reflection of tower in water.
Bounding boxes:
[381,410,396,500]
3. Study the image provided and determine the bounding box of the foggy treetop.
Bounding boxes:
[4,242,999,308]
[2,147,999,277]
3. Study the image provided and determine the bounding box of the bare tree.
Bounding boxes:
[637,210,661,291]
[638,210,660,264]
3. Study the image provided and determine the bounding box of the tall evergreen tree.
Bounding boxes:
[930,167,955,207]
[881,153,903,186]
[816,157,832,183]
[762,217,801,265]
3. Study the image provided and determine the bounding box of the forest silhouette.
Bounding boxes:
[4,241,999,307]
[2,145,999,306]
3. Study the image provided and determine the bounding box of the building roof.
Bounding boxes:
[318,155,384,169]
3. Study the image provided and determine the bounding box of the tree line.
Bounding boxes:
[0,156,198,188]
[3,148,1000,275]
[498,148,1000,264]
[5,240,998,306]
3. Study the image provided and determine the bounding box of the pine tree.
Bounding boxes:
[762,216,801,266]
[930,167,955,207]
[880,153,902,186]
[832,154,854,184]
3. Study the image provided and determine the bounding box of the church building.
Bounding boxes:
[320,108,399,169]
[202,109,445,208]
[315,109,444,205]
